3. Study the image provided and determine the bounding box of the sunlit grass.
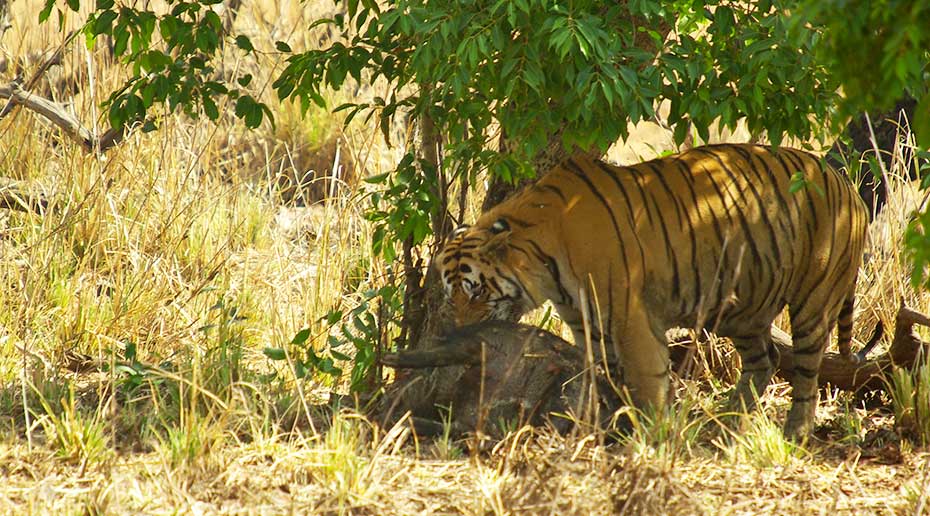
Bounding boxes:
[717,410,807,468]
[34,385,111,466]
[890,362,930,446]
[620,392,710,471]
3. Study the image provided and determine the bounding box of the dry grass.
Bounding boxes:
[0,1,928,514]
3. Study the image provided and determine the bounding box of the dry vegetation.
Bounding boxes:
[0,1,928,514]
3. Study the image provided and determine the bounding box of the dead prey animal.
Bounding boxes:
[378,321,619,438]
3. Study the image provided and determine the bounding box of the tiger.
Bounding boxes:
[437,143,870,439]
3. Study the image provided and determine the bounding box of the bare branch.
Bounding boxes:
[0,81,126,153]
[0,0,11,37]
[0,82,94,148]
[0,29,77,119]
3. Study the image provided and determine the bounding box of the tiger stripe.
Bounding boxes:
[437,143,869,438]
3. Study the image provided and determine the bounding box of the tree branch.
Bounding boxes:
[0,81,126,153]
[0,29,80,119]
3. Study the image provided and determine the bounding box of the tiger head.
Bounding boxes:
[436,217,540,327]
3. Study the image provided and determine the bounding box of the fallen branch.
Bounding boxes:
[372,303,928,437]
[770,303,929,391]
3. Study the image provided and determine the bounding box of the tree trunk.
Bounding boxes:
[405,8,673,351]
[825,95,922,219]
[399,110,455,352]
[482,124,604,211]
[0,0,10,39]
[406,125,600,353]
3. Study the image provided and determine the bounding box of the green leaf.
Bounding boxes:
[263,348,287,361]
[275,40,292,53]
[235,95,264,128]
[618,66,638,88]
[39,0,55,23]
[113,25,130,56]
[916,96,930,150]
[235,35,254,53]
[523,62,544,93]
[673,121,689,146]
[291,328,312,345]
[365,172,390,184]
[114,364,141,377]
[788,170,825,196]
[203,95,219,120]
[330,349,352,361]
[93,10,118,36]
[788,171,805,194]
[124,341,138,361]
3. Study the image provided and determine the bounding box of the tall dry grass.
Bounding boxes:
[0,0,927,513]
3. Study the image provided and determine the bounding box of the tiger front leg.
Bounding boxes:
[613,314,671,416]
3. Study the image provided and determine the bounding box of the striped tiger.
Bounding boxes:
[437,143,870,438]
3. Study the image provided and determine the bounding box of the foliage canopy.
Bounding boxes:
[41,0,856,250]
[32,0,930,263]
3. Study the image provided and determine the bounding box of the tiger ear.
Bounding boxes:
[444,225,470,245]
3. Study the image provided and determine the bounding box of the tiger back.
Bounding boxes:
[437,143,870,438]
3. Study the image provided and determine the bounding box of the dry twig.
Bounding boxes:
[0,80,125,153]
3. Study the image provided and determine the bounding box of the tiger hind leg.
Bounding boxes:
[784,308,838,439]
[728,332,779,413]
